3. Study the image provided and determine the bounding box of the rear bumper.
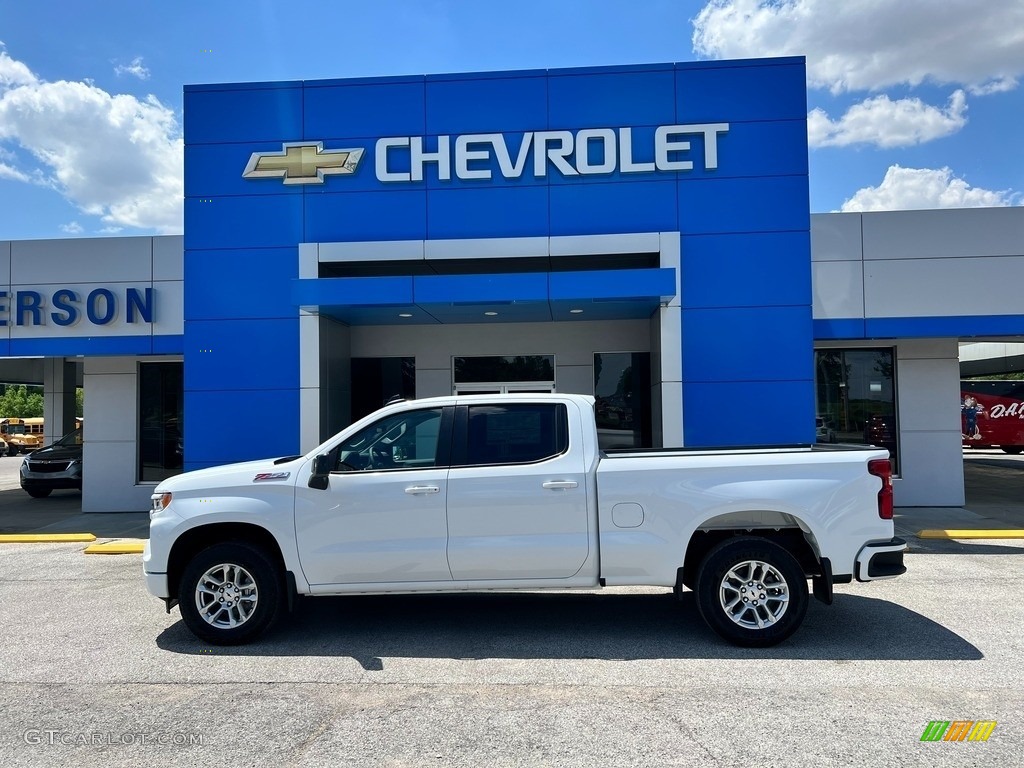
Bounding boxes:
[855,537,908,582]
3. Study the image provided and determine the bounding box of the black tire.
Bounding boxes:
[695,537,809,648]
[25,486,52,498]
[178,542,283,645]
[1001,446,1023,455]
[8,447,18,457]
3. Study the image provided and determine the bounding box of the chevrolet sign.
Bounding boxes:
[243,123,729,185]
[242,142,364,184]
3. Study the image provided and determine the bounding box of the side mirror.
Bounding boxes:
[308,453,332,490]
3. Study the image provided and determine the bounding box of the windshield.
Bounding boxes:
[54,429,83,447]
[7,425,25,435]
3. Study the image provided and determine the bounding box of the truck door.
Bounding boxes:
[294,406,454,586]
[445,402,589,580]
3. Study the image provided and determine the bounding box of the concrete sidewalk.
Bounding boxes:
[0,453,1021,542]
[0,489,150,538]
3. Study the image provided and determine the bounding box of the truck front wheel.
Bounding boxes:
[695,537,809,648]
[178,543,283,645]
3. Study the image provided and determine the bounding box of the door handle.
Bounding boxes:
[542,480,578,490]
[405,485,440,495]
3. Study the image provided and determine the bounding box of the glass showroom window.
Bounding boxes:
[815,349,898,473]
[138,362,183,482]
[594,352,652,449]
[351,358,416,422]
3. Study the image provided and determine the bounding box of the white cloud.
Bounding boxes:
[114,57,150,81]
[98,226,123,234]
[692,0,1024,94]
[968,77,1018,96]
[808,91,967,149]
[0,48,182,233]
[60,221,84,234]
[0,44,37,87]
[841,166,1017,212]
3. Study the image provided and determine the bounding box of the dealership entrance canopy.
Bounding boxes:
[4,55,1023,512]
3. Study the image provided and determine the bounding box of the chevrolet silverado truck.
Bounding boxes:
[144,394,906,647]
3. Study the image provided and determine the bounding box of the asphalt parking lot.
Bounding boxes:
[0,452,1022,766]
[0,541,1022,767]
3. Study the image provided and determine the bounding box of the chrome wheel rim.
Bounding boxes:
[719,559,789,629]
[194,562,259,629]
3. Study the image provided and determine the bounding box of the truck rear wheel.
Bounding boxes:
[695,537,808,648]
[178,542,283,645]
[1001,446,1023,455]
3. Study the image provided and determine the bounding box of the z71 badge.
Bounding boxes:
[253,472,290,482]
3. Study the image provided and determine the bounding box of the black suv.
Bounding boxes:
[20,428,83,498]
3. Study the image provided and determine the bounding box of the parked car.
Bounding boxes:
[19,428,82,498]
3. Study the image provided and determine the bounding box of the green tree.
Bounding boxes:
[0,385,44,418]
[76,387,84,417]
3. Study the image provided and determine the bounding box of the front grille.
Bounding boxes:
[27,461,73,474]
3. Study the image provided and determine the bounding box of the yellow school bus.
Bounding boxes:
[0,417,46,455]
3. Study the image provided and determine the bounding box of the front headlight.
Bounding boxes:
[150,491,172,519]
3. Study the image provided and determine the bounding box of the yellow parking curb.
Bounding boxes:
[0,533,96,543]
[918,529,1024,540]
[83,539,146,555]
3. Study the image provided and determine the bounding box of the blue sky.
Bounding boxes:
[1,0,1022,239]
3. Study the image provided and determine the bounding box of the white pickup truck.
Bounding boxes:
[144,394,906,647]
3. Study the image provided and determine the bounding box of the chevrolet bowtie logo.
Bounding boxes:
[242,142,365,184]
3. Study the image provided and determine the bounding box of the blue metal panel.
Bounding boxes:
[184,86,303,145]
[0,340,10,357]
[713,120,808,178]
[185,195,303,251]
[187,249,298,320]
[9,336,153,356]
[683,380,816,447]
[681,306,814,383]
[549,268,676,301]
[415,273,548,304]
[304,190,427,243]
[184,388,300,466]
[426,76,547,135]
[185,143,305,198]
[152,335,185,354]
[813,318,868,340]
[676,61,807,123]
[549,180,677,236]
[292,277,415,308]
[548,68,676,128]
[185,319,299,392]
[303,80,426,140]
[681,233,811,309]
[865,315,1024,338]
[427,186,548,239]
[678,176,809,235]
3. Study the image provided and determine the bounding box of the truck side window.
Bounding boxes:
[336,408,443,472]
[464,404,568,466]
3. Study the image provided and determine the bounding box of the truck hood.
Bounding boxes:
[155,455,306,494]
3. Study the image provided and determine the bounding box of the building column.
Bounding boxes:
[42,357,78,446]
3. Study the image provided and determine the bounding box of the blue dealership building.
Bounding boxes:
[4,55,1022,511]
[185,56,813,462]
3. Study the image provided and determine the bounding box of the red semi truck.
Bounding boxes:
[961,380,1024,454]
